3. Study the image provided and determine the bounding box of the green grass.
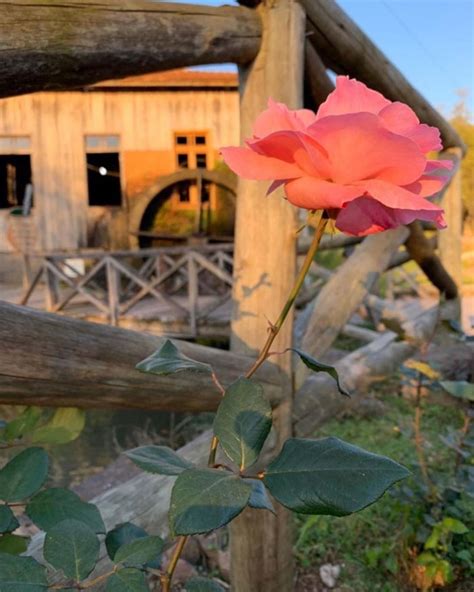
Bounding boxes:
[294,386,465,591]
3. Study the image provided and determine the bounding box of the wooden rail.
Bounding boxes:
[0,301,285,411]
[22,244,234,335]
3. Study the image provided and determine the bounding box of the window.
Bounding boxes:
[178,181,191,203]
[177,154,189,169]
[0,155,33,209]
[85,135,120,151]
[174,132,210,170]
[196,154,207,169]
[86,153,122,206]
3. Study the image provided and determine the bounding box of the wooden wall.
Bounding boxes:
[0,88,239,252]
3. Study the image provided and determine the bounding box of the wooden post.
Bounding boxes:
[44,261,60,311]
[438,147,463,287]
[187,254,198,336]
[230,1,305,590]
[105,257,120,327]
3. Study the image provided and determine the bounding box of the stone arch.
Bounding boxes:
[128,169,237,248]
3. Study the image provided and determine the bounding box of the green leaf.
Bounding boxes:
[106,523,147,560]
[185,577,225,592]
[0,553,47,590]
[30,408,86,445]
[264,437,409,516]
[0,505,19,534]
[114,535,164,567]
[4,407,43,442]
[43,519,99,581]
[213,378,272,470]
[0,534,29,555]
[136,340,212,375]
[170,468,251,535]
[0,448,49,502]
[26,488,105,534]
[290,349,350,397]
[246,479,274,513]
[125,446,194,476]
[106,568,149,592]
[440,517,469,534]
[440,381,474,402]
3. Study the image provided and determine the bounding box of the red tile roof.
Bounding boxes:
[90,69,238,90]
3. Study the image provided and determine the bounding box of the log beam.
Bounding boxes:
[0,302,284,410]
[0,0,262,98]
[303,0,466,153]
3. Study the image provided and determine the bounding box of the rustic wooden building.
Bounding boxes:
[0,69,239,253]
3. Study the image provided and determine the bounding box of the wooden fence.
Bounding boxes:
[21,244,234,335]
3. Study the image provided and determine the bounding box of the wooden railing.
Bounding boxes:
[22,244,234,335]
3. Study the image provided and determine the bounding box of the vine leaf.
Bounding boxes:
[0,534,29,555]
[170,468,251,535]
[246,479,275,513]
[0,504,19,534]
[43,519,99,581]
[0,448,49,502]
[4,407,43,442]
[114,535,164,568]
[106,568,149,592]
[290,349,350,397]
[136,340,212,375]
[264,437,409,516]
[440,381,474,402]
[0,553,47,590]
[26,488,105,534]
[213,378,272,470]
[125,446,194,476]
[30,408,86,445]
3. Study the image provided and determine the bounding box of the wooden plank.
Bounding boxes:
[0,301,285,411]
[229,1,305,590]
[303,0,466,153]
[438,148,464,286]
[0,0,262,98]
[296,227,409,388]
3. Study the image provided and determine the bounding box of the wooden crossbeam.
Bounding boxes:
[0,0,262,98]
[303,0,466,153]
[0,301,285,411]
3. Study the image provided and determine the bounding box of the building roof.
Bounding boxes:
[88,69,238,91]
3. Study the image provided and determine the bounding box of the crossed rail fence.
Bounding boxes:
[21,244,234,335]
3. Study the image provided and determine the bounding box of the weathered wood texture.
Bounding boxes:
[438,148,464,285]
[0,301,284,410]
[296,227,409,387]
[303,0,466,153]
[304,41,335,109]
[406,222,458,300]
[229,1,305,590]
[0,1,261,98]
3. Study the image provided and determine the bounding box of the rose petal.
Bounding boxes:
[316,76,390,119]
[307,113,426,185]
[426,159,454,173]
[360,178,445,211]
[248,131,331,178]
[284,177,363,210]
[253,98,317,137]
[220,146,302,180]
[266,179,286,195]
[335,196,446,236]
[378,103,441,152]
[403,175,448,198]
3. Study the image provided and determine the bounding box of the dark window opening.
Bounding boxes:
[177,154,189,169]
[195,135,206,145]
[178,181,191,203]
[176,136,188,145]
[0,155,32,209]
[196,153,207,169]
[86,153,122,206]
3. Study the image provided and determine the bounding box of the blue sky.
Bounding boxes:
[181,0,473,120]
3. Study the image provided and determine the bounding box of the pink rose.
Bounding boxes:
[220,76,451,236]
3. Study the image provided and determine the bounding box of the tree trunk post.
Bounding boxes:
[438,147,463,288]
[229,1,305,590]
